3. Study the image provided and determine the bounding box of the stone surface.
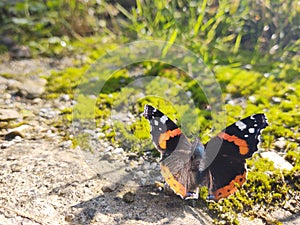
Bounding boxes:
[18,78,47,99]
[0,109,21,121]
[260,151,294,171]
[5,124,31,140]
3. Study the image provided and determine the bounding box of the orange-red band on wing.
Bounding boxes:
[160,164,187,199]
[158,128,181,150]
[218,132,249,155]
[212,172,247,201]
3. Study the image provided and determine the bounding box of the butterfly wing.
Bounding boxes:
[202,114,268,201]
[143,104,204,199]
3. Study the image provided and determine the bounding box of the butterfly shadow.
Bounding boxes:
[60,161,214,225]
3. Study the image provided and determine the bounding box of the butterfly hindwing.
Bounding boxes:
[143,105,203,199]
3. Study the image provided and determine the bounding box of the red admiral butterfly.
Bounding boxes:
[143,104,268,201]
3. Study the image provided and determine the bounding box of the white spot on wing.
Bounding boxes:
[160,115,168,124]
[154,120,159,126]
[244,134,248,138]
[235,121,247,131]
[248,128,255,133]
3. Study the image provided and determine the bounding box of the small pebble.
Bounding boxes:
[123,192,135,203]
[64,213,74,222]
[113,147,124,154]
[11,164,22,172]
[59,94,70,102]
[101,183,117,193]
[274,137,286,149]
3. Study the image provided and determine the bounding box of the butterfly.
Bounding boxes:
[143,104,268,201]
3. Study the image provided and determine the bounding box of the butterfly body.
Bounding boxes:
[143,104,268,201]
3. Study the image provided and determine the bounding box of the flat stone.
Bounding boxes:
[5,124,31,140]
[6,79,22,90]
[18,78,47,99]
[0,109,21,121]
[260,151,293,171]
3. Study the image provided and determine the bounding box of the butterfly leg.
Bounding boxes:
[207,170,216,200]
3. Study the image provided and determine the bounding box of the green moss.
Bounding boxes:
[113,120,153,154]
[72,133,93,152]
[285,150,300,166]
[46,66,88,98]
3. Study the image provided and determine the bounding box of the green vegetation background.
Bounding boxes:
[0,0,299,224]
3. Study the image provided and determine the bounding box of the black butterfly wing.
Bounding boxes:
[202,114,268,201]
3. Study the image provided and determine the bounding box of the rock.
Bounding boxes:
[59,140,73,148]
[59,94,70,102]
[135,171,145,178]
[32,98,42,104]
[18,78,47,99]
[260,151,293,171]
[150,162,159,170]
[3,93,11,100]
[126,152,138,160]
[39,107,58,119]
[101,152,112,161]
[248,95,256,103]
[64,213,74,222]
[11,164,22,172]
[113,147,124,154]
[5,124,31,140]
[6,79,22,91]
[9,45,31,59]
[140,178,147,185]
[106,146,114,152]
[122,192,135,203]
[1,142,12,149]
[142,161,151,170]
[96,132,105,138]
[0,76,8,89]
[101,183,117,193]
[274,137,286,149]
[0,109,21,121]
[13,136,23,143]
[272,96,281,103]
